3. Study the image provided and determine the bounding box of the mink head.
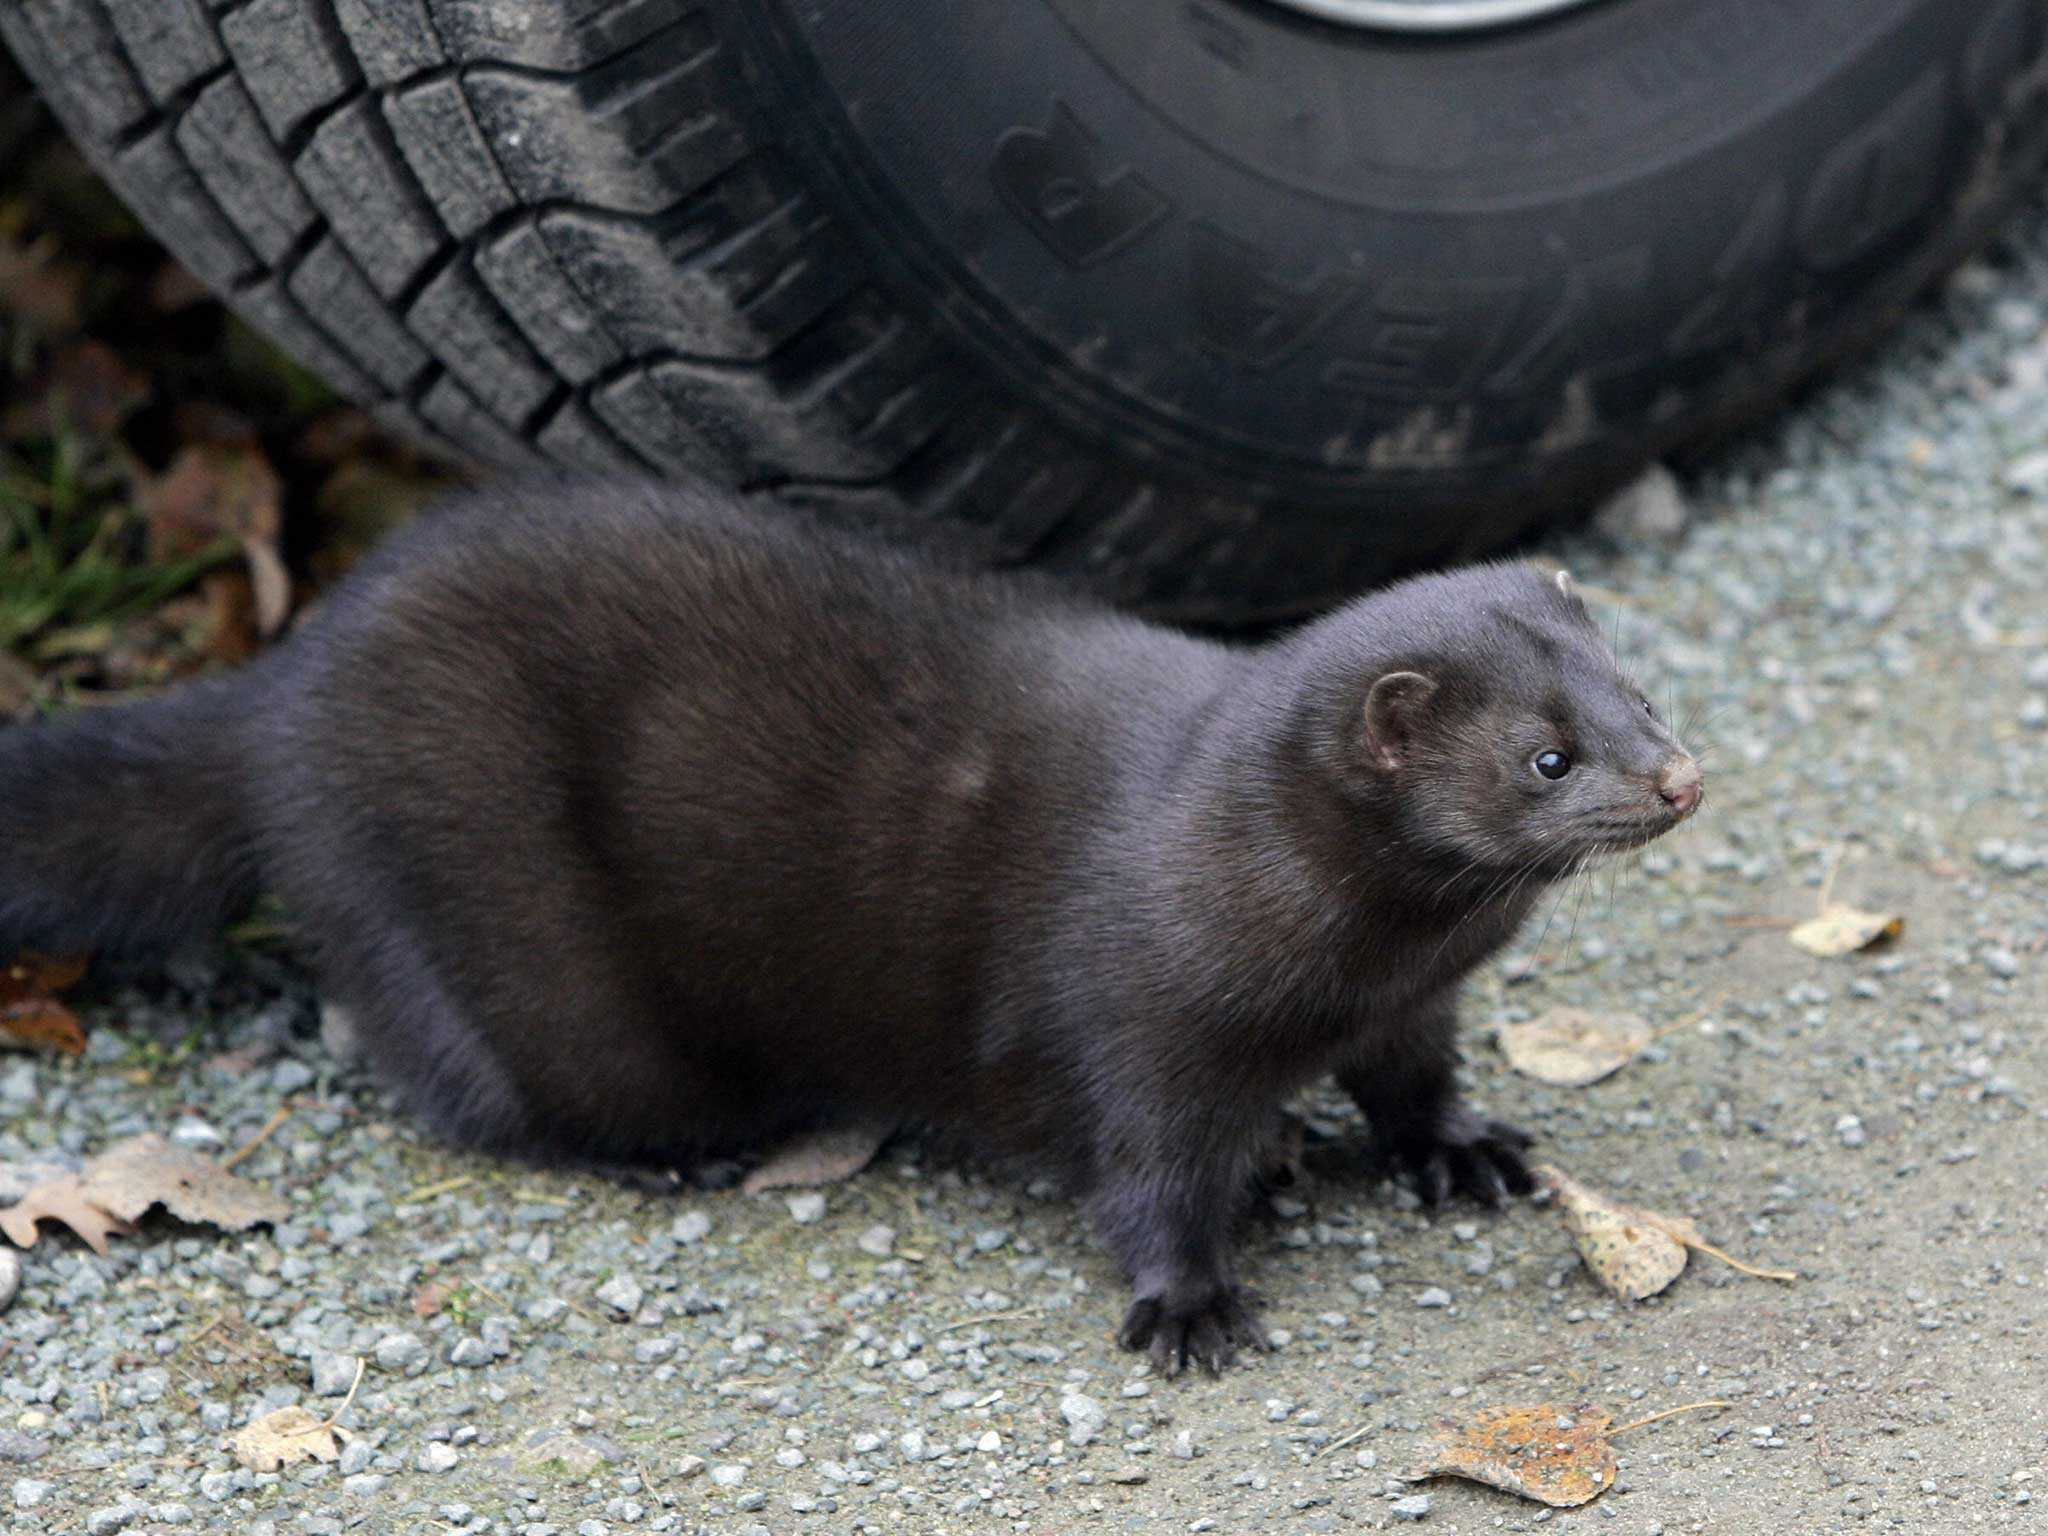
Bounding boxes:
[1316,563,1701,881]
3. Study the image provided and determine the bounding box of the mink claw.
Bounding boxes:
[1414,1153,1454,1208]
[1118,1289,1270,1377]
[1388,1113,1538,1209]
[1451,1146,1511,1208]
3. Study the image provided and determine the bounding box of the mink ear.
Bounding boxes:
[1361,671,1438,771]
[1552,567,1600,626]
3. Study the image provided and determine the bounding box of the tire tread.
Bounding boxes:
[2,0,981,572]
[9,0,2042,619]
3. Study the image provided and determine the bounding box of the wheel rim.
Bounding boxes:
[1259,0,1608,31]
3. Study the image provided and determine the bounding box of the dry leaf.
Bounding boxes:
[0,952,90,1056]
[1539,1166,1795,1300]
[140,443,292,635]
[0,1157,78,1206]
[79,1133,289,1230]
[0,340,149,439]
[1415,1399,1732,1508]
[0,999,87,1056]
[1419,1403,1617,1507]
[142,441,282,555]
[0,1172,138,1256]
[1545,1167,1692,1300]
[741,1119,893,1195]
[1498,1009,1651,1087]
[1788,905,1902,958]
[412,1277,457,1318]
[161,568,264,666]
[227,1405,349,1472]
[242,535,293,637]
[0,1133,287,1254]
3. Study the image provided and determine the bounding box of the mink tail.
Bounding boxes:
[0,670,267,958]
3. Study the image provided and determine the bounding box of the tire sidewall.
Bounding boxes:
[740,0,2048,499]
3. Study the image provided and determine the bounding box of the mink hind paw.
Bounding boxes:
[1385,1106,1535,1209]
[1117,1287,1271,1377]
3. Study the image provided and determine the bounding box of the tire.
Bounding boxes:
[6,0,2047,621]
[0,41,40,167]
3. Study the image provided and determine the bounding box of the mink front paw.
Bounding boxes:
[1383,1102,1535,1209]
[1117,1286,1271,1377]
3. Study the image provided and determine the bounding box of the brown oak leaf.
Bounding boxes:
[78,1133,289,1230]
[0,1133,287,1254]
[0,1172,138,1256]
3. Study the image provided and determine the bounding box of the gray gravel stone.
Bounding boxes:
[1593,462,1689,542]
[0,1249,18,1315]
[310,1350,360,1396]
[785,1192,826,1225]
[374,1333,427,1373]
[418,1442,460,1473]
[1390,1493,1432,1521]
[671,1210,711,1245]
[11,1479,51,1511]
[594,1274,643,1314]
[1060,1392,1105,1446]
[168,1115,224,1149]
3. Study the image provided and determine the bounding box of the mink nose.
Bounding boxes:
[1658,754,1702,818]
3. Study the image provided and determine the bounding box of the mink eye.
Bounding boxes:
[1641,696,1655,717]
[1533,750,1571,780]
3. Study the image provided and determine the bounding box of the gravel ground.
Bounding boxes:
[8,196,2048,1536]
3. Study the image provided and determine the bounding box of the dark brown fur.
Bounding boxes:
[0,478,1700,1371]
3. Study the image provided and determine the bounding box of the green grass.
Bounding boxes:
[0,425,231,659]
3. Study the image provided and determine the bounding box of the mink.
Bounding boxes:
[0,478,1702,1372]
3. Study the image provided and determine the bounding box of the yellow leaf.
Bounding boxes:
[1538,1166,1796,1300]
[1544,1166,1691,1301]
[1498,1009,1651,1087]
[1788,905,1902,958]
